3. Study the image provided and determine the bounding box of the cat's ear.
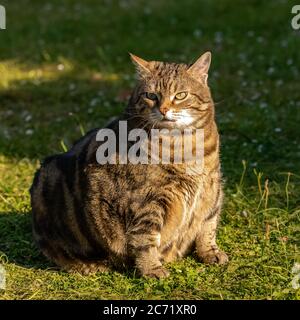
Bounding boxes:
[129,53,151,78]
[187,51,211,86]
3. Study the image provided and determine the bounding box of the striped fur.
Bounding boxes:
[30,52,228,278]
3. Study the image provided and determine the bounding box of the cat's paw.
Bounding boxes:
[143,266,170,279]
[199,250,229,265]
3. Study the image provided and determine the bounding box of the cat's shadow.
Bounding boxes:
[0,211,52,269]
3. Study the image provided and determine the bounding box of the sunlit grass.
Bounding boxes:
[0,59,74,89]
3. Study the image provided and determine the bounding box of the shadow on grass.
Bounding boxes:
[0,70,125,160]
[0,211,52,269]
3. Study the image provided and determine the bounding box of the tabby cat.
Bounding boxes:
[30,51,228,278]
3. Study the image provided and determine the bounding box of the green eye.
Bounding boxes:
[145,92,158,100]
[175,92,188,100]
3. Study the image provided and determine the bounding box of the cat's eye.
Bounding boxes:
[175,92,188,100]
[144,92,158,101]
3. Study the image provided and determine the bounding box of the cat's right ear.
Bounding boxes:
[129,53,151,78]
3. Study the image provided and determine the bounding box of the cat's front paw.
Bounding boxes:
[199,250,229,265]
[143,266,170,279]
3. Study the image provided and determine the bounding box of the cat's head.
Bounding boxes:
[127,52,214,129]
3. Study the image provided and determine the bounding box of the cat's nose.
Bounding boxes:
[159,105,169,116]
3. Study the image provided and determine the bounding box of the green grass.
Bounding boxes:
[0,0,299,300]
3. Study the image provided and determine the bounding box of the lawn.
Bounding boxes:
[0,0,299,300]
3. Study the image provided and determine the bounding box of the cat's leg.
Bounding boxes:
[127,203,170,279]
[195,207,228,265]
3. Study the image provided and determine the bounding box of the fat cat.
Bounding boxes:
[30,51,228,278]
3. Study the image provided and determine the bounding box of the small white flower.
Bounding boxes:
[44,3,53,11]
[240,210,248,217]
[292,263,300,274]
[193,29,202,38]
[0,264,6,290]
[212,71,220,78]
[274,127,282,133]
[280,40,288,47]
[263,88,269,94]
[291,263,300,289]
[267,67,275,75]
[214,32,223,44]
[25,129,34,135]
[251,93,261,101]
[256,36,264,43]
[238,53,247,62]
[90,98,99,107]
[259,102,268,109]
[57,64,64,71]
[143,7,152,15]
[119,0,130,9]
[25,114,32,122]
[4,130,10,138]
[69,83,76,91]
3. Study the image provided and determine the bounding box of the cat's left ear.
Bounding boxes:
[129,53,151,78]
[187,51,211,86]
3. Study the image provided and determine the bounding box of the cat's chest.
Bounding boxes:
[180,182,204,228]
[164,171,219,233]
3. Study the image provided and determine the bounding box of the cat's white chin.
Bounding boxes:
[152,109,195,129]
[167,110,194,126]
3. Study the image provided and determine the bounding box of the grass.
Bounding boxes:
[0,0,299,300]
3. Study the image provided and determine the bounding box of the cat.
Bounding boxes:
[30,51,228,278]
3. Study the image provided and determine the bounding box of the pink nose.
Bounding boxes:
[159,106,169,116]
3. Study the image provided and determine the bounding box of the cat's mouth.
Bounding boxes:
[154,118,181,130]
[151,108,195,128]
[161,118,176,123]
